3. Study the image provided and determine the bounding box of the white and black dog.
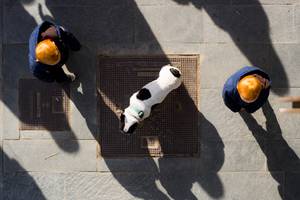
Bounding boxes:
[120,64,182,134]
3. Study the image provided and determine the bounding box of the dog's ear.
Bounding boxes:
[120,113,125,123]
[127,123,138,134]
[169,68,181,78]
[119,113,125,131]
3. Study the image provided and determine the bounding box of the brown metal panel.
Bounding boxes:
[97,55,200,157]
[19,79,70,131]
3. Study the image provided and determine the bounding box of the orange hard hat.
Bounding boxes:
[35,39,61,65]
[237,75,263,103]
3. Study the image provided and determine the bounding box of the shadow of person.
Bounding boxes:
[240,101,300,199]
[158,113,224,200]
[171,0,289,95]
[2,149,47,200]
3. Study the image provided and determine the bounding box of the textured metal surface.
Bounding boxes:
[19,79,70,131]
[98,55,200,157]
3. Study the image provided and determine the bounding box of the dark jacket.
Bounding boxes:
[222,66,271,113]
[28,21,70,82]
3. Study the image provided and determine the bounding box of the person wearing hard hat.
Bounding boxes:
[222,66,271,113]
[29,21,81,82]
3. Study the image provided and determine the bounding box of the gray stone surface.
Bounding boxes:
[268,89,300,139]
[135,5,203,44]
[296,5,300,43]
[4,172,64,200]
[203,5,296,44]
[68,44,98,140]
[285,172,300,200]
[200,88,267,141]
[270,44,300,88]
[193,172,283,200]
[3,140,97,172]
[232,0,300,5]
[2,45,34,139]
[221,140,266,171]
[200,43,270,89]
[4,3,135,45]
[64,172,170,200]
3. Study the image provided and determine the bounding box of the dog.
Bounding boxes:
[120,64,182,134]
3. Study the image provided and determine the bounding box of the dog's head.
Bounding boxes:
[119,109,143,135]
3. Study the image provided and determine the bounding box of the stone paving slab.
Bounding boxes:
[271,44,300,88]
[296,5,300,43]
[3,3,37,44]
[3,140,96,172]
[2,44,34,139]
[97,42,204,57]
[64,172,171,200]
[200,88,266,141]
[200,43,270,89]
[4,172,64,200]
[201,88,300,141]
[51,171,284,200]
[193,172,283,200]
[232,0,300,5]
[269,88,300,139]
[4,3,135,45]
[135,5,203,44]
[265,139,300,172]
[68,44,98,139]
[203,5,296,44]
[3,0,130,6]
[285,172,300,200]
[135,0,231,6]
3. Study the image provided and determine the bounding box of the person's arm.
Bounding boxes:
[223,89,241,113]
[33,68,55,83]
[58,26,81,51]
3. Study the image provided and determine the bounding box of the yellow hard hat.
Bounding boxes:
[237,75,263,103]
[35,39,61,65]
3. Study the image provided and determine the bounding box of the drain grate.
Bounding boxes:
[97,55,200,157]
[19,79,70,131]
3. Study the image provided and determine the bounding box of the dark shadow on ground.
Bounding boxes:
[2,149,47,200]
[40,0,225,199]
[2,0,79,153]
[172,0,289,95]
[240,101,300,200]
[158,113,224,199]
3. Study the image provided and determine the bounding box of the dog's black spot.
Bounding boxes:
[127,123,138,134]
[137,88,151,100]
[170,68,181,78]
[151,104,160,111]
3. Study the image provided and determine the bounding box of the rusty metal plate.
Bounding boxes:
[98,55,200,157]
[19,79,70,131]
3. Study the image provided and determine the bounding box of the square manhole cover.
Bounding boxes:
[19,79,70,131]
[98,55,199,157]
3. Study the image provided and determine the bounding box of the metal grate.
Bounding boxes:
[97,55,200,157]
[19,79,70,131]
